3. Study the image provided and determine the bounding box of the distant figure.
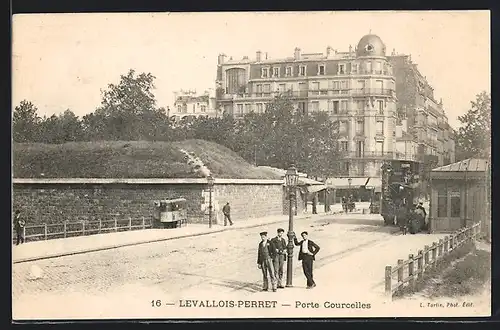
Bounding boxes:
[257,232,277,292]
[293,231,320,289]
[222,202,233,226]
[342,196,348,213]
[271,228,287,289]
[13,210,25,245]
[417,202,428,229]
[312,193,318,214]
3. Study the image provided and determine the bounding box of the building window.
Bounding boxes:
[318,64,326,75]
[193,104,196,113]
[378,100,384,114]
[312,82,320,90]
[299,65,307,76]
[351,63,358,74]
[311,101,319,112]
[332,101,339,114]
[278,83,286,92]
[339,121,348,134]
[340,80,348,90]
[340,141,348,152]
[450,187,461,217]
[356,120,364,135]
[343,161,350,172]
[376,121,384,135]
[340,100,348,113]
[245,104,252,113]
[298,102,307,115]
[256,103,263,113]
[338,64,345,74]
[201,105,207,112]
[263,84,271,95]
[332,81,339,90]
[261,68,269,78]
[237,104,243,115]
[286,66,293,76]
[177,105,182,113]
[273,67,280,77]
[437,186,447,218]
[356,141,364,157]
[357,100,364,111]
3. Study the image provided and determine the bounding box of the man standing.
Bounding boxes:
[257,232,277,292]
[294,231,320,289]
[417,202,428,229]
[13,210,26,245]
[271,228,287,289]
[222,202,233,226]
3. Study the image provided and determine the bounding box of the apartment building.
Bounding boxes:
[214,34,455,178]
[171,89,220,121]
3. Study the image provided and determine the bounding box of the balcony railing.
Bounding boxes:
[219,88,395,100]
[351,88,395,96]
[338,151,398,159]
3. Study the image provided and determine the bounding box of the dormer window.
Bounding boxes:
[318,64,326,75]
[338,64,345,74]
[299,65,307,76]
[286,66,293,76]
[273,67,280,77]
[261,68,269,78]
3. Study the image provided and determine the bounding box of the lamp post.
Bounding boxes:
[207,175,215,228]
[285,165,299,287]
[348,177,352,211]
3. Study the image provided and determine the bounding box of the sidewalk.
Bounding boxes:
[12,203,363,264]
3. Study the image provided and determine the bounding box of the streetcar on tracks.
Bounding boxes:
[153,198,188,229]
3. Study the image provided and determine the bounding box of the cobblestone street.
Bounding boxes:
[13,213,450,319]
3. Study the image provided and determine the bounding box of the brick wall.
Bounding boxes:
[12,180,285,226]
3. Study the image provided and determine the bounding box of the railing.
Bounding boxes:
[223,88,394,100]
[12,217,154,243]
[384,222,481,298]
[339,151,398,159]
[351,88,395,96]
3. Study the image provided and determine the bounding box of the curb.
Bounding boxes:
[13,213,336,264]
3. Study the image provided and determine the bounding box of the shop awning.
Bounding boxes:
[306,184,328,194]
[326,177,382,189]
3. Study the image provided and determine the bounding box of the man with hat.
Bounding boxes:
[293,231,320,289]
[271,228,287,289]
[13,209,26,245]
[257,231,277,292]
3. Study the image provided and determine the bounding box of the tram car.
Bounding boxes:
[153,198,188,228]
[380,160,425,233]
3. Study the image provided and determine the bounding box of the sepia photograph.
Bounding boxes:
[11,11,491,320]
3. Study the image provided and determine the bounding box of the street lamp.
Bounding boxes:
[348,177,352,211]
[285,165,299,287]
[207,175,215,228]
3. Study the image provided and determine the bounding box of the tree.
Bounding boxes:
[455,91,491,160]
[85,69,169,140]
[39,109,84,143]
[13,100,42,142]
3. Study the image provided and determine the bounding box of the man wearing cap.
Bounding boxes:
[294,231,320,289]
[13,209,26,245]
[271,228,287,289]
[257,231,277,292]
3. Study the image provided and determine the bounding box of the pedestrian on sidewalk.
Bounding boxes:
[222,202,233,226]
[293,231,320,289]
[13,209,26,245]
[257,231,277,292]
[271,228,287,289]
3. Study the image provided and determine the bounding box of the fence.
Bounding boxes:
[12,217,154,244]
[384,222,481,298]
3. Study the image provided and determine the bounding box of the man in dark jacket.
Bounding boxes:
[293,231,320,289]
[271,228,287,289]
[222,202,233,226]
[257,231,277,292]
[417,202,428,230]
[13,210,26,245]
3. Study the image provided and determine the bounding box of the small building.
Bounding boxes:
[429,158,490,239]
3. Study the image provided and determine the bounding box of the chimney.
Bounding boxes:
[294,47,301,60]
[265,52,268,60]
[256,50,262,62]
[218,54,226,64]
[349,45,352,53]
[326,46,332,57]
[392,48,396,56]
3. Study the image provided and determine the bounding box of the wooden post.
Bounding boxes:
[98,219,102,234]
[397,259,404,285]
[142,216,145,229]
[408,254,415,290]
[438,239,443,258]
[44,224,48,240]
[63,222,67,238]
[23,226,26,242]
[115,219,118,232]
[82,222,86,236]
[431,242,437,268]
[417,250,424,280]
[424,245,430,271]
[444,236,449,255]
[385,265,392,296]
[129,217,132,231]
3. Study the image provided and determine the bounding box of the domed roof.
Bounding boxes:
[356,34,386,57]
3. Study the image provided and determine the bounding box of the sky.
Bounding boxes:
[12,11,490,128]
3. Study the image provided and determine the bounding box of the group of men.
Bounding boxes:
[257,229,320,292]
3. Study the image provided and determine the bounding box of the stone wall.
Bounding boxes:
[12,179,285,226]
